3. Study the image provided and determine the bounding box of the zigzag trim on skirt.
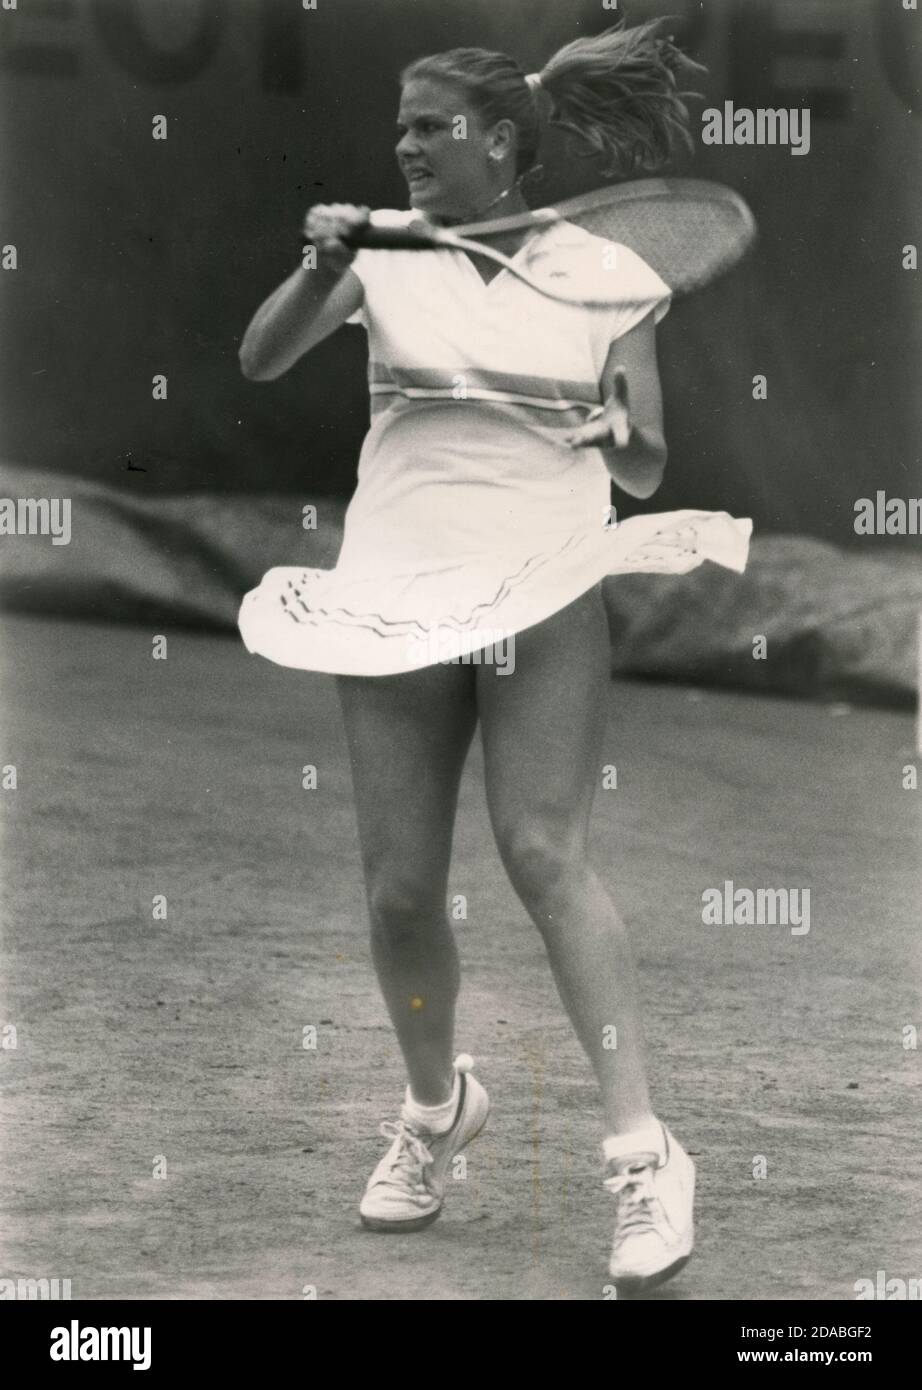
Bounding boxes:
[278,532,587,642]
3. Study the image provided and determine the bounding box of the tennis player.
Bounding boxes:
[238,19,750,1294]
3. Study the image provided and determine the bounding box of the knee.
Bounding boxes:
[494,827,582,917]
[367,876,442,942]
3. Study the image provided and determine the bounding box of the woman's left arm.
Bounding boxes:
[563,310,667,500]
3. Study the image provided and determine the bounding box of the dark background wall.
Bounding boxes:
[1,0,919,540]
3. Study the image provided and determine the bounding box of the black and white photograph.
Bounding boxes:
[0,0,920,1337]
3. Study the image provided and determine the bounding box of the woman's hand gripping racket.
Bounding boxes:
[333,179,756,307]
[303,202,370,277]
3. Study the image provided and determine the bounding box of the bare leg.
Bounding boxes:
[476,585,653,1135]
[335,660,477,1104]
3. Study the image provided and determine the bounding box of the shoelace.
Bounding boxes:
[604,1163,664,1243]
[376,1120,434,1193]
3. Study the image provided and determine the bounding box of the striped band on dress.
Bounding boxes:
[368,362,602,427]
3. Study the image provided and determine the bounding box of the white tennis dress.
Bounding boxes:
[238,214,752,676]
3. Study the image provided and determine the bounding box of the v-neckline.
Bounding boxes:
[457,227,548,291]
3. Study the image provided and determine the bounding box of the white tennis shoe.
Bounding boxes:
[359,1055,490,1232]
[604,1124,695,1295]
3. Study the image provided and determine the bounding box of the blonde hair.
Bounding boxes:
[401,17,705,181]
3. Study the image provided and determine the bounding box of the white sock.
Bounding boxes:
[404,1071,461,1134]
[602,1120,666,1168]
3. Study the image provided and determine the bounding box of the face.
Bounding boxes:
[396,76,513,222]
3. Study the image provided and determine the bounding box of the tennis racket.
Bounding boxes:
[336,179,756,307]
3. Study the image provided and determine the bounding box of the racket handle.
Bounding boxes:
[299,225,437,253]
[340,223,438,250]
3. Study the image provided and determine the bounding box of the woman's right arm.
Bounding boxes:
[238,203,369,382]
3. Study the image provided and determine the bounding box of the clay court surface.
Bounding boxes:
[1,613,919,1300]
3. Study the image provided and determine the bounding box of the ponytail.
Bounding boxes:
[401,18,704,185]
[534,18,705,176]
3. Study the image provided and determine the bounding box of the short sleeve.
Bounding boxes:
[345,210,422,328]
[345,250,372,328]
[596,241,672,343]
